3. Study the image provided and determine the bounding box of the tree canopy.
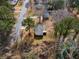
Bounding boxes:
[54,17,79,41]
[69,0,79,8]
[47,0,64,10]
[0,0,15,46]
[55,17,79,59]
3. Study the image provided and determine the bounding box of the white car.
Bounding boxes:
[35,23,43,36]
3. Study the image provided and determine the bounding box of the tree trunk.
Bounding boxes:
[62,35,67,42]
[60,35,67,43]
[72,32,78,40]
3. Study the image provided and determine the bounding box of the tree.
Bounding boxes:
[71,18,79,40]
[54,17,79,59]
[0,0,13,8]
[57,40,78,59]
[54,17,74,42]
[22,17,34,35]
[69,0,79,8]
[47,0,64,10]
[20,17,35,49]
[0,0,15,46]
